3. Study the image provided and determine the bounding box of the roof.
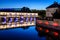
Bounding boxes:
[46,2,60,9]
[0,8,39,13]
[0,8,21,12]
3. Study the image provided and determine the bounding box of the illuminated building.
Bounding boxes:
[0,8,38,29]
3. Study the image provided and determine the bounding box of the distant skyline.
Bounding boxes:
[0,0,60,10]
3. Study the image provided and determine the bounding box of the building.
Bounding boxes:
[0,8,38,29]
[46,2,60,20]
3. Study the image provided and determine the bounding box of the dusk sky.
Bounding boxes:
[0,0,60,10]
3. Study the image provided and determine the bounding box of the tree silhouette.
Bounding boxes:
[21,7,31,12]
[53,9,60,19]
[38,10,46,17]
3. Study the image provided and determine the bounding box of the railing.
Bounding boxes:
[36,17,60,26]
[37,17,53,21]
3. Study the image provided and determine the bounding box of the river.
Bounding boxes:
[0,26,46,40]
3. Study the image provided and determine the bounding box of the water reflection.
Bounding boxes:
[35,26,60,40]
[0,26,46,40]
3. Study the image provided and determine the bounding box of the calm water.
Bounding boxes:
[0,26,46,40]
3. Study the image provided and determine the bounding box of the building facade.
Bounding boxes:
[0,9,38,29]
[46,2,60,20]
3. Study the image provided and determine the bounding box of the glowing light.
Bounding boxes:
[20,20,24,23]
[54,32,58,36]
[44,21,49,25]
[2,17,6,24]
[2,22,6,24]
[8,23,12,26]
[14,18,18,22]
[21,16,24,18]
[30,14,33,24]
[9,18,12,22]
[39,27,43,31]
[53,22,58,27]
[26,17,29,24]
[8,18,12,26]
[38,20,42,24]
[30,17,33,24]
[26,14,29,24]
[20,16,24,23]
[14,17,18,26]
[45,29,49,33]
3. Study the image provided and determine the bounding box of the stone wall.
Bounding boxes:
[46,8,58,17]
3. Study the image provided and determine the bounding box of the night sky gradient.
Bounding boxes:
[0,0,60,10]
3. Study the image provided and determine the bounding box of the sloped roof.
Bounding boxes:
[0,8,21,12]
[46,2,60,9]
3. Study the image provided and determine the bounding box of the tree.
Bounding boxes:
[53,9,60,19]
[38,10,46,17]
[31,9,40,13]
[21,7,31,12]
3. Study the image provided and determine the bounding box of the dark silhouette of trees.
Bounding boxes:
[30,9,46,17]
[31,9,40,13]
[21,7,31,12]
[38,10,46,17]
[53,9,60,19]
